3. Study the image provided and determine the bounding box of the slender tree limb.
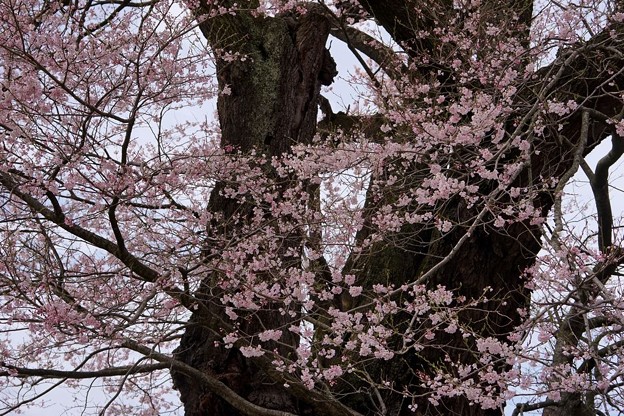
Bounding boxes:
[590,133,624,251]
[0,171,158,280]
[0,171,199,310]
[329,26,406,80]
[0,362,169,379]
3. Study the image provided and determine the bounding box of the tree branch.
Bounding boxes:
[329,25,406,80]
[0,171,198,310]
[0,362,169,379]
[590,133,624,251]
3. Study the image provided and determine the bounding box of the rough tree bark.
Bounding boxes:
[171,1,624,416]
[171,3,338,415]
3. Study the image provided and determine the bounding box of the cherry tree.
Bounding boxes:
[1,0,624,415]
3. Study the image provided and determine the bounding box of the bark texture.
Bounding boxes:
[171,5,336,415]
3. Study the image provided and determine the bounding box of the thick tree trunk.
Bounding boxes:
[326,18,624,416]
[331,182,540,416]
[171,6,336,416]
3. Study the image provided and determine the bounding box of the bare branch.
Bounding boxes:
[329,26,406,80]
[590,133,624,251]
[0,363,169,379]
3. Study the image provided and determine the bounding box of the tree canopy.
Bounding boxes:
[1,0,624,415]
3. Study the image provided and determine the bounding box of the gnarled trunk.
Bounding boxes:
[171,6,336,415]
